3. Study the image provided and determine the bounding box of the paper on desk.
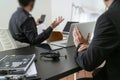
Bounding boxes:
[0,76,6,80]
[49,44,62,50]
[25,62,37,77]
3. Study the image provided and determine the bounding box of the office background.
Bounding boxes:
[0,0,105,31]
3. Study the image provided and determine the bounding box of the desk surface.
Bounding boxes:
[0,46,81,80]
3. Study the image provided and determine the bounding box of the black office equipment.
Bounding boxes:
[0,54,35,75]
[63,21,79,34]
[0,75,40,80]
[40,51,67,61]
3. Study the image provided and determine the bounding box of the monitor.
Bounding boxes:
[63,21,79,33]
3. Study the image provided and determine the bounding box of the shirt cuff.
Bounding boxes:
[74,43,82,59]
[47,26,53,31]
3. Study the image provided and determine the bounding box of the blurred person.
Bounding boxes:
[9,0,64,49]
[73,0,120,80]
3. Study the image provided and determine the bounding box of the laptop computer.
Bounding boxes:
[62,21,79,35]
[50,22,96,47]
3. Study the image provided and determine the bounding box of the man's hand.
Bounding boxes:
[78,44,88,52]
[73,26,90,47]
[36,18,43,25]
[50,16,64,29]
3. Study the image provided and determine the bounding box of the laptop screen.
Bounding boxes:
[63,22,79,33]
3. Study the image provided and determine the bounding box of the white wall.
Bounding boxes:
[51,0,72,31]
[0,0,105,30]
[78,0,105,13]
[0,0,18,29]
[51,0,105,31]
[0,0,52,29]
[32,0,52,26]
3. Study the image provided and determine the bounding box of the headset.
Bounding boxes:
[40,51,67,61]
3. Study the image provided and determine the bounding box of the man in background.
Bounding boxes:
[9,0,64,49]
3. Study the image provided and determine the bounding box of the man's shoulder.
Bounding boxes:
[10,8,33,26]
[104,1,120,22]
[13,10,28,20]
[96,12,109,24]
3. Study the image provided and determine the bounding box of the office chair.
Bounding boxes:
[47,31,63,43]
[0,29,17,51]
[0,29,29,51]
[0,42,3,51]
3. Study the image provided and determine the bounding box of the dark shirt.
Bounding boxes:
[9,8,53,45]
[75,0,120,80]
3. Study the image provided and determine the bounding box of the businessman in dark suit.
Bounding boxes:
[9,0,64,49]
[73,0,120,80]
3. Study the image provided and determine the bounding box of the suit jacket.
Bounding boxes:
[75,0,120,80]
[9,8,53,45]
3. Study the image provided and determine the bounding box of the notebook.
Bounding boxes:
[0,54,35,74]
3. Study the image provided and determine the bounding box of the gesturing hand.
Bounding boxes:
[50,16,64,29]
[78,44,89,52]
[36,18,43,26]
[73,26,90,47]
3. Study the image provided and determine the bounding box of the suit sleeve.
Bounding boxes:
[21,17,53,45]
[75,13,119,71]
